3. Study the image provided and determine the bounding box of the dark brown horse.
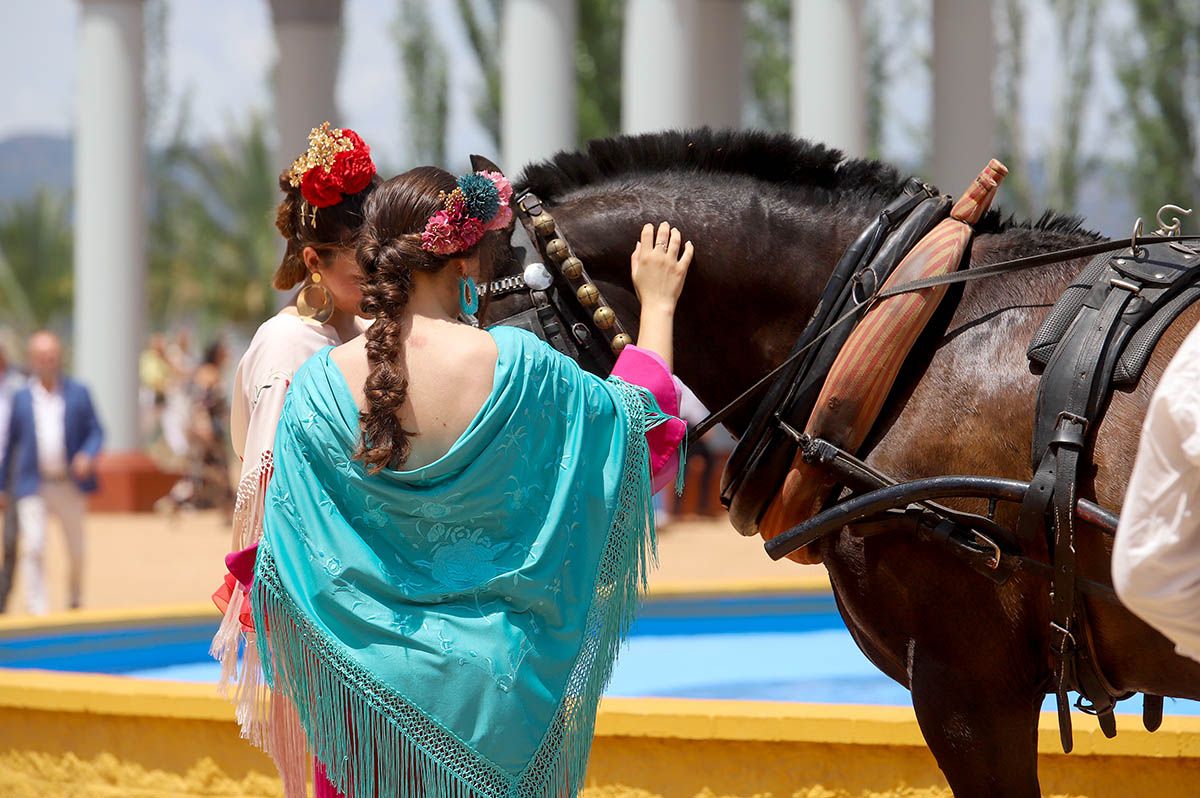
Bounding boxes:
[481,130,1200,797]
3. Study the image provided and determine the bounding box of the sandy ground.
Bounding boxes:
[2,510,824,618]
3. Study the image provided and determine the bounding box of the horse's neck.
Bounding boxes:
[556,190,874,432]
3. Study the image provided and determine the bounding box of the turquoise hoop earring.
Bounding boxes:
[459,276,480,316]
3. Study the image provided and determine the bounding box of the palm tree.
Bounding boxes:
[148,114,281,334]
[0,190,74,336]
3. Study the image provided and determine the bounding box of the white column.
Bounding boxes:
[74,0,145,451]
[269,0,342,165]
[501,0,577,171]
[931,0,996,192]
[622,0,697,134]
[791,0,866,157]
[692,0,744,128]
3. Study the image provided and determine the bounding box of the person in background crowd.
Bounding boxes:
[186,340,234,516]
[1113,323,1200,663]
[140,334,172,408]
[0,332,104,615]
[139,333,175,449]
[161,329,196,458]
[0,345,26,612]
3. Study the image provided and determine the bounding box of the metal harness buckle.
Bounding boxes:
[1051,411,1089,450]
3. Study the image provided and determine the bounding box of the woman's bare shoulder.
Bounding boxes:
[329,336,369,406]
[329,335,367,370]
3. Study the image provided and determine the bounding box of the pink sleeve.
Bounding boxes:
[611,345,687,494]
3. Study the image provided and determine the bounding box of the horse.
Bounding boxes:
[479,129,1200,797]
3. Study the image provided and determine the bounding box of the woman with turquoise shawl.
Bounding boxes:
[237,166,692,798]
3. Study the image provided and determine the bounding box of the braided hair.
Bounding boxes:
[355,167,490,473]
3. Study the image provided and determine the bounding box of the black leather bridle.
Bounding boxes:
[480,190,634,376]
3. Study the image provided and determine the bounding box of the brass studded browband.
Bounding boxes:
[514,192,634,356]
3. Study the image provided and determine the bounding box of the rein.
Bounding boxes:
[490,183,1198,447]
[687,233,1200,444]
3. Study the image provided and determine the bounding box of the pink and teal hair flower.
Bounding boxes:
[421,170,514,255]
[457,173,500,222]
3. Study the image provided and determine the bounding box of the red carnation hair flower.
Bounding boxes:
[287,122,377,209]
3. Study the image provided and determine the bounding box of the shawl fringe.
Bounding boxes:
[251,377,660,798]
[212,450,309,798]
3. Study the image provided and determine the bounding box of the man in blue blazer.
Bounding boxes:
[0,332,104,614]
[0,344,25,611]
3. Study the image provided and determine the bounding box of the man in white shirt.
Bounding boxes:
[0,332,104,614]
[1114,323,1200,663]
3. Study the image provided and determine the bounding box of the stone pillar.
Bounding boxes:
[692,0,744,128]
[792,0,866,157]
[74,0,145,453]
[931,0,996,192]
[622,0,696,134]
[269,0,343,165]
[501,0,577,172]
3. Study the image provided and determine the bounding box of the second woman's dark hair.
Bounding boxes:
[273,170,382,290]
[355,167,486,473]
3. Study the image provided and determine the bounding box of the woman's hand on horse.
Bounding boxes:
[630,222,692,369]
[632,221,694,313]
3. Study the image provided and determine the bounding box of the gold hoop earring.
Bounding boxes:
[297,271,334,323]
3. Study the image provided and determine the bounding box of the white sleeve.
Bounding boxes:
[230,369,291,551]
[228,318,329,551]
[1113,326,1200,663]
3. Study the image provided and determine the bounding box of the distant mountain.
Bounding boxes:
[0,132,1137,238]
[0,134,73,203]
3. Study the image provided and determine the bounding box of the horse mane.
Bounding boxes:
[517,127,905,202]
[516,127,1100,239]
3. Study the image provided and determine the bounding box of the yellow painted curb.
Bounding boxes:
[0,669,229,721]
[596,696,1200,758]
[0,603,215,634]
[2,669,1195,761]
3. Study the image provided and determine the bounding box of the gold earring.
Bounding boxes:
[297,271,334,323]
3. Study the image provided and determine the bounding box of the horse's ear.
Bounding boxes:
[470,154,504,174]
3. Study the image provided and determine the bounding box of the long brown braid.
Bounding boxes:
[355,167,489,473]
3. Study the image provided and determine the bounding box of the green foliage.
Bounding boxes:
[577,0,624,141]
[1117,0,1200,219]
[1046,0,1100,210]
[745,0,790,132]
[441,0,625,151]
[0,190,74,335]
[395,0,449,166]
[146,112,280,332]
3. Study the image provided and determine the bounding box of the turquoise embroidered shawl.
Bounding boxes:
[252,326,665,798]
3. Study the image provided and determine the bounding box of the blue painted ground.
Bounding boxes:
[3,593,1198,718]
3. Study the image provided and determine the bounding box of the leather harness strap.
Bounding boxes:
[875,234,1200,300]
[1040,281,1137,752]
[690,233,1200,446]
